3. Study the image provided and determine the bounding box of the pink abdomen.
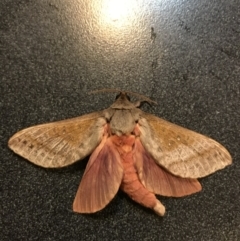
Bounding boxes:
[111,135,165,215]
[120,151,158,209]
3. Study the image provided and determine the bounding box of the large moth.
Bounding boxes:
[8,90,232,216]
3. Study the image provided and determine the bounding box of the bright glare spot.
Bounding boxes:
[104,0,132,21]
[101,0,138,28]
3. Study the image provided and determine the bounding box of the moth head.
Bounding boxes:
[89,88,157,109]
[111,92,136,109]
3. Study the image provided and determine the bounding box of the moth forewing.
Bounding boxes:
[8,112,107,168]
[138,112,232,178]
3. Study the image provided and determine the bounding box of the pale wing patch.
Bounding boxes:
[8,112,107,168]
[138,112,232,178]
[134,138,202,197]
[73,136,123,213]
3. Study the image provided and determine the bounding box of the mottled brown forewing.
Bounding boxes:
[8,112,106,168]
[139,112,232,178]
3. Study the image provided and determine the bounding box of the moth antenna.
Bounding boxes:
[89,89,157,105]
[124,91,157,105]
[88,88,122,95]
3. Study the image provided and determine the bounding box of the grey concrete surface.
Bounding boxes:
[1,0,239,240]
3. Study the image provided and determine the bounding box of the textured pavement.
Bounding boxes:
[1,0,239,240]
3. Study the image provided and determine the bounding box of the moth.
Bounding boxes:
[8,90,232,216]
